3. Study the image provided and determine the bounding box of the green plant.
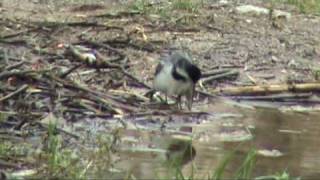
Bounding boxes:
[274,0,320,14]
[211,150,235,180]
[45,121,81,178]
[234,149,257,179]
[129,0,150,14]
[312,68,320,80]
[214,149,257,179]
[171,0,202,13]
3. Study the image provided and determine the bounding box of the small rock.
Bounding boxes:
[257,149,284,157]
[245,19,252,23]
[219,0,229,5]
[235,5,269,15]
[271,55,279,63]
[235,5,291,19]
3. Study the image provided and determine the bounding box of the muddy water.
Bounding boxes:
[114,99,320,179]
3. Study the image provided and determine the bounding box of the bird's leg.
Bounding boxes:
[186,85,195,111]
[165,93,168,104]
[176,95,182,110]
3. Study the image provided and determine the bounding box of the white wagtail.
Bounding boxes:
[153,51,201,110]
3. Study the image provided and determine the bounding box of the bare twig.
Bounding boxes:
[0,69,49,80]
[0,27,39,39]
[120,67,152,89]
[94,10,141,18]
[213,83,320,96]
[231,93,313,101]
[5,61,26,71]
[47,74,139,112]
[0,84,29,102]
[59,64,83,78]
[201,69,230,78]
[202,70,239,85]
[67,44,151,89]
[79,40,126,58]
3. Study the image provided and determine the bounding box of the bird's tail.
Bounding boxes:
[185,63,201,83]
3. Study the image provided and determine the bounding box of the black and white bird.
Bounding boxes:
[153,52,201,110]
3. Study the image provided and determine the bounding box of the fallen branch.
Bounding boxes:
[79,39,126,58]
[201,69,230,78]
[5,60,26,71]
[0,69,49,80]
[121,67,152,89]
[230,93,313,101]
[196,89,217,98]
[94,10,141,18]
[59,64,83,78]
[201,70,239,85]
[0,27,39,39]
[0,84,29,102]
[48,74,139,113]
[213,83,320,96]
[66,45,123,69]
[66,45,151,89]
[30,20,112,28]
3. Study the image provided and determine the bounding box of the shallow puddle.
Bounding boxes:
[105,99,320,179]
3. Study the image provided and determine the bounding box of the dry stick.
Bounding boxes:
[0,85,29,102]
[5,61,26,71]
[0,69,50,80]
[120,67,152,89]
[30,21,108,28]
[94,10,141,18]
[81,40,125,58]
[49,74,138,112]
[69,43,151,89]
[66,45,123,68]
[0,27,39,39]
[201,69,231,78]
[201,70,239,85]
[0,39,27,45]
[213,83,320,96]
[231,93,319,102]
[196,89,217,98]
[231,93,313,101]
[59,64,83,78]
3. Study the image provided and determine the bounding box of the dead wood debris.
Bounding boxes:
[213,83,320,96]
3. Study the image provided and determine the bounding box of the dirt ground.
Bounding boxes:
[1,0,320,88]
[1,0,320,178]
